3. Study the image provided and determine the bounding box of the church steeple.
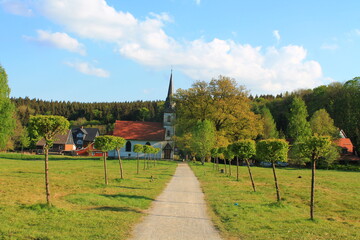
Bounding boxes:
[164,71,175,113]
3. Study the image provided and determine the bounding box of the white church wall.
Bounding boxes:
[108,140,166,159]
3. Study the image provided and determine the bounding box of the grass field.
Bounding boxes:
[190,162,360,240]
[0,153,178,240]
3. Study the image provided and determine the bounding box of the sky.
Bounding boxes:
[0,0,359,102]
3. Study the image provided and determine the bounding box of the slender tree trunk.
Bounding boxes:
[44,147,51,205]
[224,158,227,174]
[229,158,232,176]
[236,156,239,181]
[272,162,280,201]
[117,149,123,179]
[246,159,256,192]
[216,157,219,171]
[310,159,316,220]
[143,154,146,170]
[103,152,108,185]
[137,153,139,174]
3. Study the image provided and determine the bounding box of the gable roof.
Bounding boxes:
[36,130,74,146]
[334,138,353,153]
[113,120,165,141]
[71,127,99,142]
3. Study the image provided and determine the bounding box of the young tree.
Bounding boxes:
[294,136,338,220]
[261,107,279,139]
[211,147,219,171]
[256,139,289,202]
[190,120,216,165]
[0,65,16,150]
[28,115,70,205]
[94,135,116,185]
[231,140,256,191]
[310,109,338,138]
[223,146,235,176]
[287,97,312,142]
[113,136,126,179]
[143,145,152,169]
[133,144,143,174]
[218,146,227,174]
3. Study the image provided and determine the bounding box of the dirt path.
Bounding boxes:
[129,162,222,240]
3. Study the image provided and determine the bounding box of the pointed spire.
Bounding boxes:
[164,70,175,113]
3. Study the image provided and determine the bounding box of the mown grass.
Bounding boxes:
[0,153,178,239]
[190,162,360,240]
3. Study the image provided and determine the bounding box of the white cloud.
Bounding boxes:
[321,43,338,50]
[273,30,280,43]
[195,0,201,5]
[65,61,110,78]
[25,0,326,94]
[26,30,86,55]
[0,0,33,16]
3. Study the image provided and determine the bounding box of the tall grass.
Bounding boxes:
[190,162,360,240]
[0,153,177,239]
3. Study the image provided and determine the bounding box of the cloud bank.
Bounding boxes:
[8,0,327,93]
[65,61,109,78]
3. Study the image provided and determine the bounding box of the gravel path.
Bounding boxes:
[129,162,222,240]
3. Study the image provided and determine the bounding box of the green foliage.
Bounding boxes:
[133,144,143,153]
[260,107,279,139]
[210,147,219,158]
[112,136,126,150]
[310,109,338,138]
[94,135,116,152]
[143,145,153,154]
[223,145,235,160]
[28,115,70,149]
[230,139,256,160]
[287,97,312,141]
[190,120,216,162]
[294,135,339,164]
[0,65,16,150]
[256,139,289,163]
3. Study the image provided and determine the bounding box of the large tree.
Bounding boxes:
[261,107,279,139]
[256,139,289,202]
[175,76,262,144]
[310,109,338,138]
[287,97,312,142]
[94,135,116,185]
[190,120,216,165]
[28,115,69,205]
[0,65,15,150]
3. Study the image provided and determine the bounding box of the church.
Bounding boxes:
[108,73,175,159]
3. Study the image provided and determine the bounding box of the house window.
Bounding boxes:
[145,142,151,146]
[167,130,171,137]
[77,133,83,138]
[126,141,132,152]
[167,115,171,122]
[77,140,83,145]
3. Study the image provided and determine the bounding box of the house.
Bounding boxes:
[109,73,175,159]
[36,130,76,154]
[334,130,360,163]
[72,127,100,149]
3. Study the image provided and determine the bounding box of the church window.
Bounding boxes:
[145,142,151,146]
[167,115,171,122]
[167,130,171,137]
[126,141,132,152]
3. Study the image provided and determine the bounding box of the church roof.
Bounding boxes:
[164,72,175,113]
[113,120,165,141]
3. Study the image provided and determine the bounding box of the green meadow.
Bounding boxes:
[0,153,177,240]
[190,162,360,240]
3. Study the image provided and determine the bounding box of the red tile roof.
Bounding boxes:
[113,120,165,141]
[334,138,354,153]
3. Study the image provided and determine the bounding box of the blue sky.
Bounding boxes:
[1,0,359,102]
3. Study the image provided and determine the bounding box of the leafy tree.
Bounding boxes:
[143,145,153,169]
[294,136,338,220]
[28,115,69,205]
[224,145,235,176]
[231,140,256,191]
[0,65,16,150]
[175,76,262,144]
[190,120,216,165]
[136,107,150,121]
[113,136,126,179]
[261,107,279,139]
[211,147,219,171]
[310,109,338,138]
[256,139,289,202]
[133,144,143,174]
[94,135,116,185]
[287,97,312,142]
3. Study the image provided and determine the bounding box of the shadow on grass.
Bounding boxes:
[116,186,152,190]
[0,154,99,161]
[92,206,142,213]
[100,194,154,201]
